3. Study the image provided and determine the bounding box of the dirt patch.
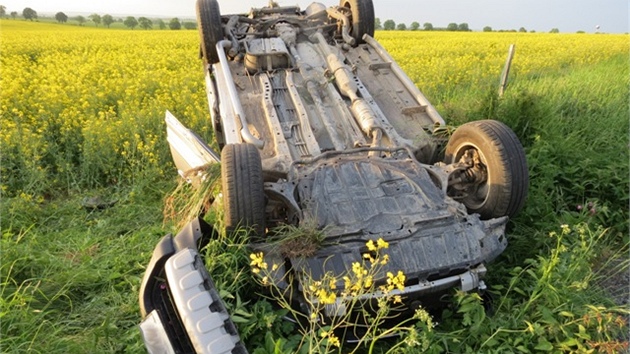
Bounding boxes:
[594,257,629,307]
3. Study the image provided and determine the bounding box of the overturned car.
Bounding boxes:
[139,0,528,352]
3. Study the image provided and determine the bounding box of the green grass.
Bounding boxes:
[441,53,629,242]
[1,183,169,353]
[1,22,628,353]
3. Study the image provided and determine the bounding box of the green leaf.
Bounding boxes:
[484,337,498,347]
[534,338,554,351]
[230,315,250,324]
[515,345,530,353]
[264,332,275,353]
[558,338,579,349]
[539,306,558,325]
[576,324,591,340]
[219,289,231,298]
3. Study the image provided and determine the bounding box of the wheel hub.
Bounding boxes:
[449,147,489,209]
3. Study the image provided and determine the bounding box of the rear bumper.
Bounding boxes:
[138,218,247,354]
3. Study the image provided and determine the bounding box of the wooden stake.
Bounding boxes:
[499,44,516,97]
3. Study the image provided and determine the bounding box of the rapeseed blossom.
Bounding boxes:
[250,252,267,273]
[1,21,208,196]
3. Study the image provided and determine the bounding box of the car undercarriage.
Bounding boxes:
[139,1,528,352]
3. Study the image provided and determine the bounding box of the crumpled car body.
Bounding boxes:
[139,1,528,352]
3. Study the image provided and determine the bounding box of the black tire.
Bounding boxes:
[445,120,528,219]
[339,0,375,45]
[221,144,266,236]
[196,0,223,65]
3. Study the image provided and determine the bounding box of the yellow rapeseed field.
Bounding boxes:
[1,20,627,197]
[1,20,206,195]
[376,31,629,92]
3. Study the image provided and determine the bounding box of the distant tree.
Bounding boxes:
[530,30,536,33]
[0,5,6,18]
[383,19,395,31]
[576,30,585,33]
[483,26,492,32]
[102,14,114,28]
[156,19,166,30]
[75,15,86,26]
[423,22,433,31]
[138,17,152,29]
[550,28,559,33]
[457,23,469,31]
[396,23,407,31]
[183,21,196,30]
[410,21,420,31]
[11,11,17,19]
[123,16,138,29]
[89,14,101,26]
[446,22,458,31]
[55,12,68,23]
[518,27,527,32]
[169,17,181,30]
[22,7,37,21]
[375,17,382,30]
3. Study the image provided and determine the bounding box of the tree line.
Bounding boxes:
[375,18,565,33]
[0,5,196,30]
[376,18,471,32]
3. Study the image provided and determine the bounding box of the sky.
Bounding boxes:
[1,0,628,33]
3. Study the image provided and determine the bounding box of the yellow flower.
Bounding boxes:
[317,289,337,305]
[249,252,267,270]
[321,330,340,347]
[328,334,341,348]
[387,271,406,292]
[343,276,352,290]
[309,281,322,293]
[366,238,389,251]
[380,254,390,265]
[363,275,373,289]
[377,238,389,249]
[352,262,367,278]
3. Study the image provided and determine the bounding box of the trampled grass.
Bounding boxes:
[1,20,628,353]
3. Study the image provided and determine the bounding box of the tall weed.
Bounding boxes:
[434,224,628,353]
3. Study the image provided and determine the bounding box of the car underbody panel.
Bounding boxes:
[253,150,508,302]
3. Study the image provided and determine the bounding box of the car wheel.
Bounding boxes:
[221,143,266,236]
[196,0,223,66]
[445,120,528,219]
[339,0,375,45]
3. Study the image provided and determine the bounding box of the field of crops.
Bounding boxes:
[1,19,629,353]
